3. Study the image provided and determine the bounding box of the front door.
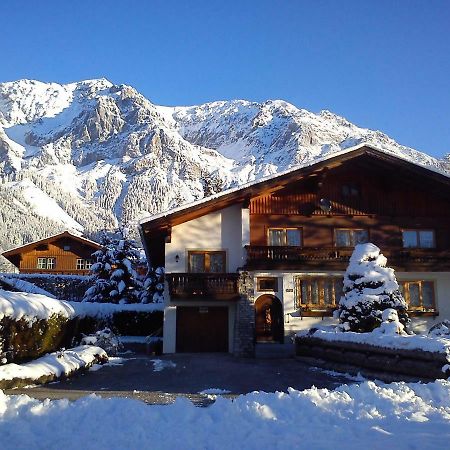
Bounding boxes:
[255,295,283,343]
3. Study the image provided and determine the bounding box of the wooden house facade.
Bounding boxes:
[2,231,101,275]
[139,145,450,355]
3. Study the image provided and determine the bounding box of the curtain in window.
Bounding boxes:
[209,253,225,272]
[189,254,205,273]
[268,229,285,246]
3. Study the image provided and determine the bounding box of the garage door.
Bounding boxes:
[176,306,229,352]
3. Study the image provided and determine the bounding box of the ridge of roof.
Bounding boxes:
[2,230,101,255]
[139,143,449,226]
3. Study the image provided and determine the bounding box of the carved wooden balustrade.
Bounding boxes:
[244,246,450,271]
[166,273,241,301]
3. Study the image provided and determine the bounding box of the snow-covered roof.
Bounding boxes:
[139,143,450,228]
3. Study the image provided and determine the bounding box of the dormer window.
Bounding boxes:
[342,183,360,198]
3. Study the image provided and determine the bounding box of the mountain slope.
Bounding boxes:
[0,78,447,256]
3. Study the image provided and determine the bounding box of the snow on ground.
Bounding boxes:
[301,329,450,361]
[89,357,126,372]
[0,289,164,325]
[1,380,450,449]
[0,346,106,383]
[199,388,232,395]
[150,359,176,372]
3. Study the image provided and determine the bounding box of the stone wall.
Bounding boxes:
[233,271,255,357]
[295,335,450,380]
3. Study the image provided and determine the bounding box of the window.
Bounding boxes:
[399,280,436,312]
[257,277,278,292]
[268,228,302,246]
[36,257,55,269]
[294,277,343,310]
[335,229,368,247]
[63,245,71,251]
[188,251,226,273]
[342,183,360,198]
[402,230,435,248]
[76,259,92,270]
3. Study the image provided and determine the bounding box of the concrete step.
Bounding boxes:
[255,343,295,359]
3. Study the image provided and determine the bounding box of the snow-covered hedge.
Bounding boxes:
[4,273,90,301]
[0,345,107,389]
[0,290,163,364]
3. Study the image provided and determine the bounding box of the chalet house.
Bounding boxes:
[139,144,450,356]
[2,231,101,275]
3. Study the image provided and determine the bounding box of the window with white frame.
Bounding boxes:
[36,257,55,269]
[76,259,92,270]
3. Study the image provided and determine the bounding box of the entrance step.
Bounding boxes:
[255,343,295,359]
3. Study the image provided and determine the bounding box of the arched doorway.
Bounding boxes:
[255,295,284,343]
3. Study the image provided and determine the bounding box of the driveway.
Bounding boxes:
[6,353,358,406]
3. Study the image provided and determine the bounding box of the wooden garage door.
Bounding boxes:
[176,306,229,352]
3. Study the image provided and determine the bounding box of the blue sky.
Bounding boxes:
[2,0,449,158]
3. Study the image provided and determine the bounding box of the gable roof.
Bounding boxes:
[2,231,101,258]
[139,143,450,233]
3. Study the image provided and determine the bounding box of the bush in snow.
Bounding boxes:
[428,320,450,338]
[335,243,410,333]
[372,308,407,336]
[83,228,142,304]
[139,267,165,304]
[80,328,122,356]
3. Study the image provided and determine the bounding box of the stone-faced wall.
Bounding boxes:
[233,271,255,357]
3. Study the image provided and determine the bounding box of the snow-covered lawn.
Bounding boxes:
[1,380,449,449]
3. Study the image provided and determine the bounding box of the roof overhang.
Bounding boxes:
[139,144,450,235]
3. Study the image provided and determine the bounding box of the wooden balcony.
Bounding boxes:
[166,273,241,301]
[244,246,450,271]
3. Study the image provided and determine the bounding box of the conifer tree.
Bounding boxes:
[82,227,142,303]
[336,243,410,332]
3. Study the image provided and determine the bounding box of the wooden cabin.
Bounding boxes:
[139,144,450,355]
[2,231,101,275]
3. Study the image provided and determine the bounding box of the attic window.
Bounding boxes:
[342,184,360,198]
[63,245,71,251]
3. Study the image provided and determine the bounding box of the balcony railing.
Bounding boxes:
[166,273,240,301]
[244,246,450,270]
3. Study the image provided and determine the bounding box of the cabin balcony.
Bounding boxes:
[166,273,241,301]
[244,246,450,271]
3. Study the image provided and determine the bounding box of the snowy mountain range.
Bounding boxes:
[0,78,448,257]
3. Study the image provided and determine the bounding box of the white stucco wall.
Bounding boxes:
[165,204,247,273]
[251,270,450,338]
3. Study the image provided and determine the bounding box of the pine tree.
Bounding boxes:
[82,227,142,303]
[336,243,410,333]
[139,266,165,304]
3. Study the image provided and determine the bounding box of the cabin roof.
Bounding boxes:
[139,143,450,233]
[2,231,101,258]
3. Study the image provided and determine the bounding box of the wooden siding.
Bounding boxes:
[248,159,450,272]
[18,237,96,275]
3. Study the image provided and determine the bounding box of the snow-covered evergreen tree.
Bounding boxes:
[139,266,165,304]
[336,243,410,333]
[83,227,142,303]
[82,231,115,303]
